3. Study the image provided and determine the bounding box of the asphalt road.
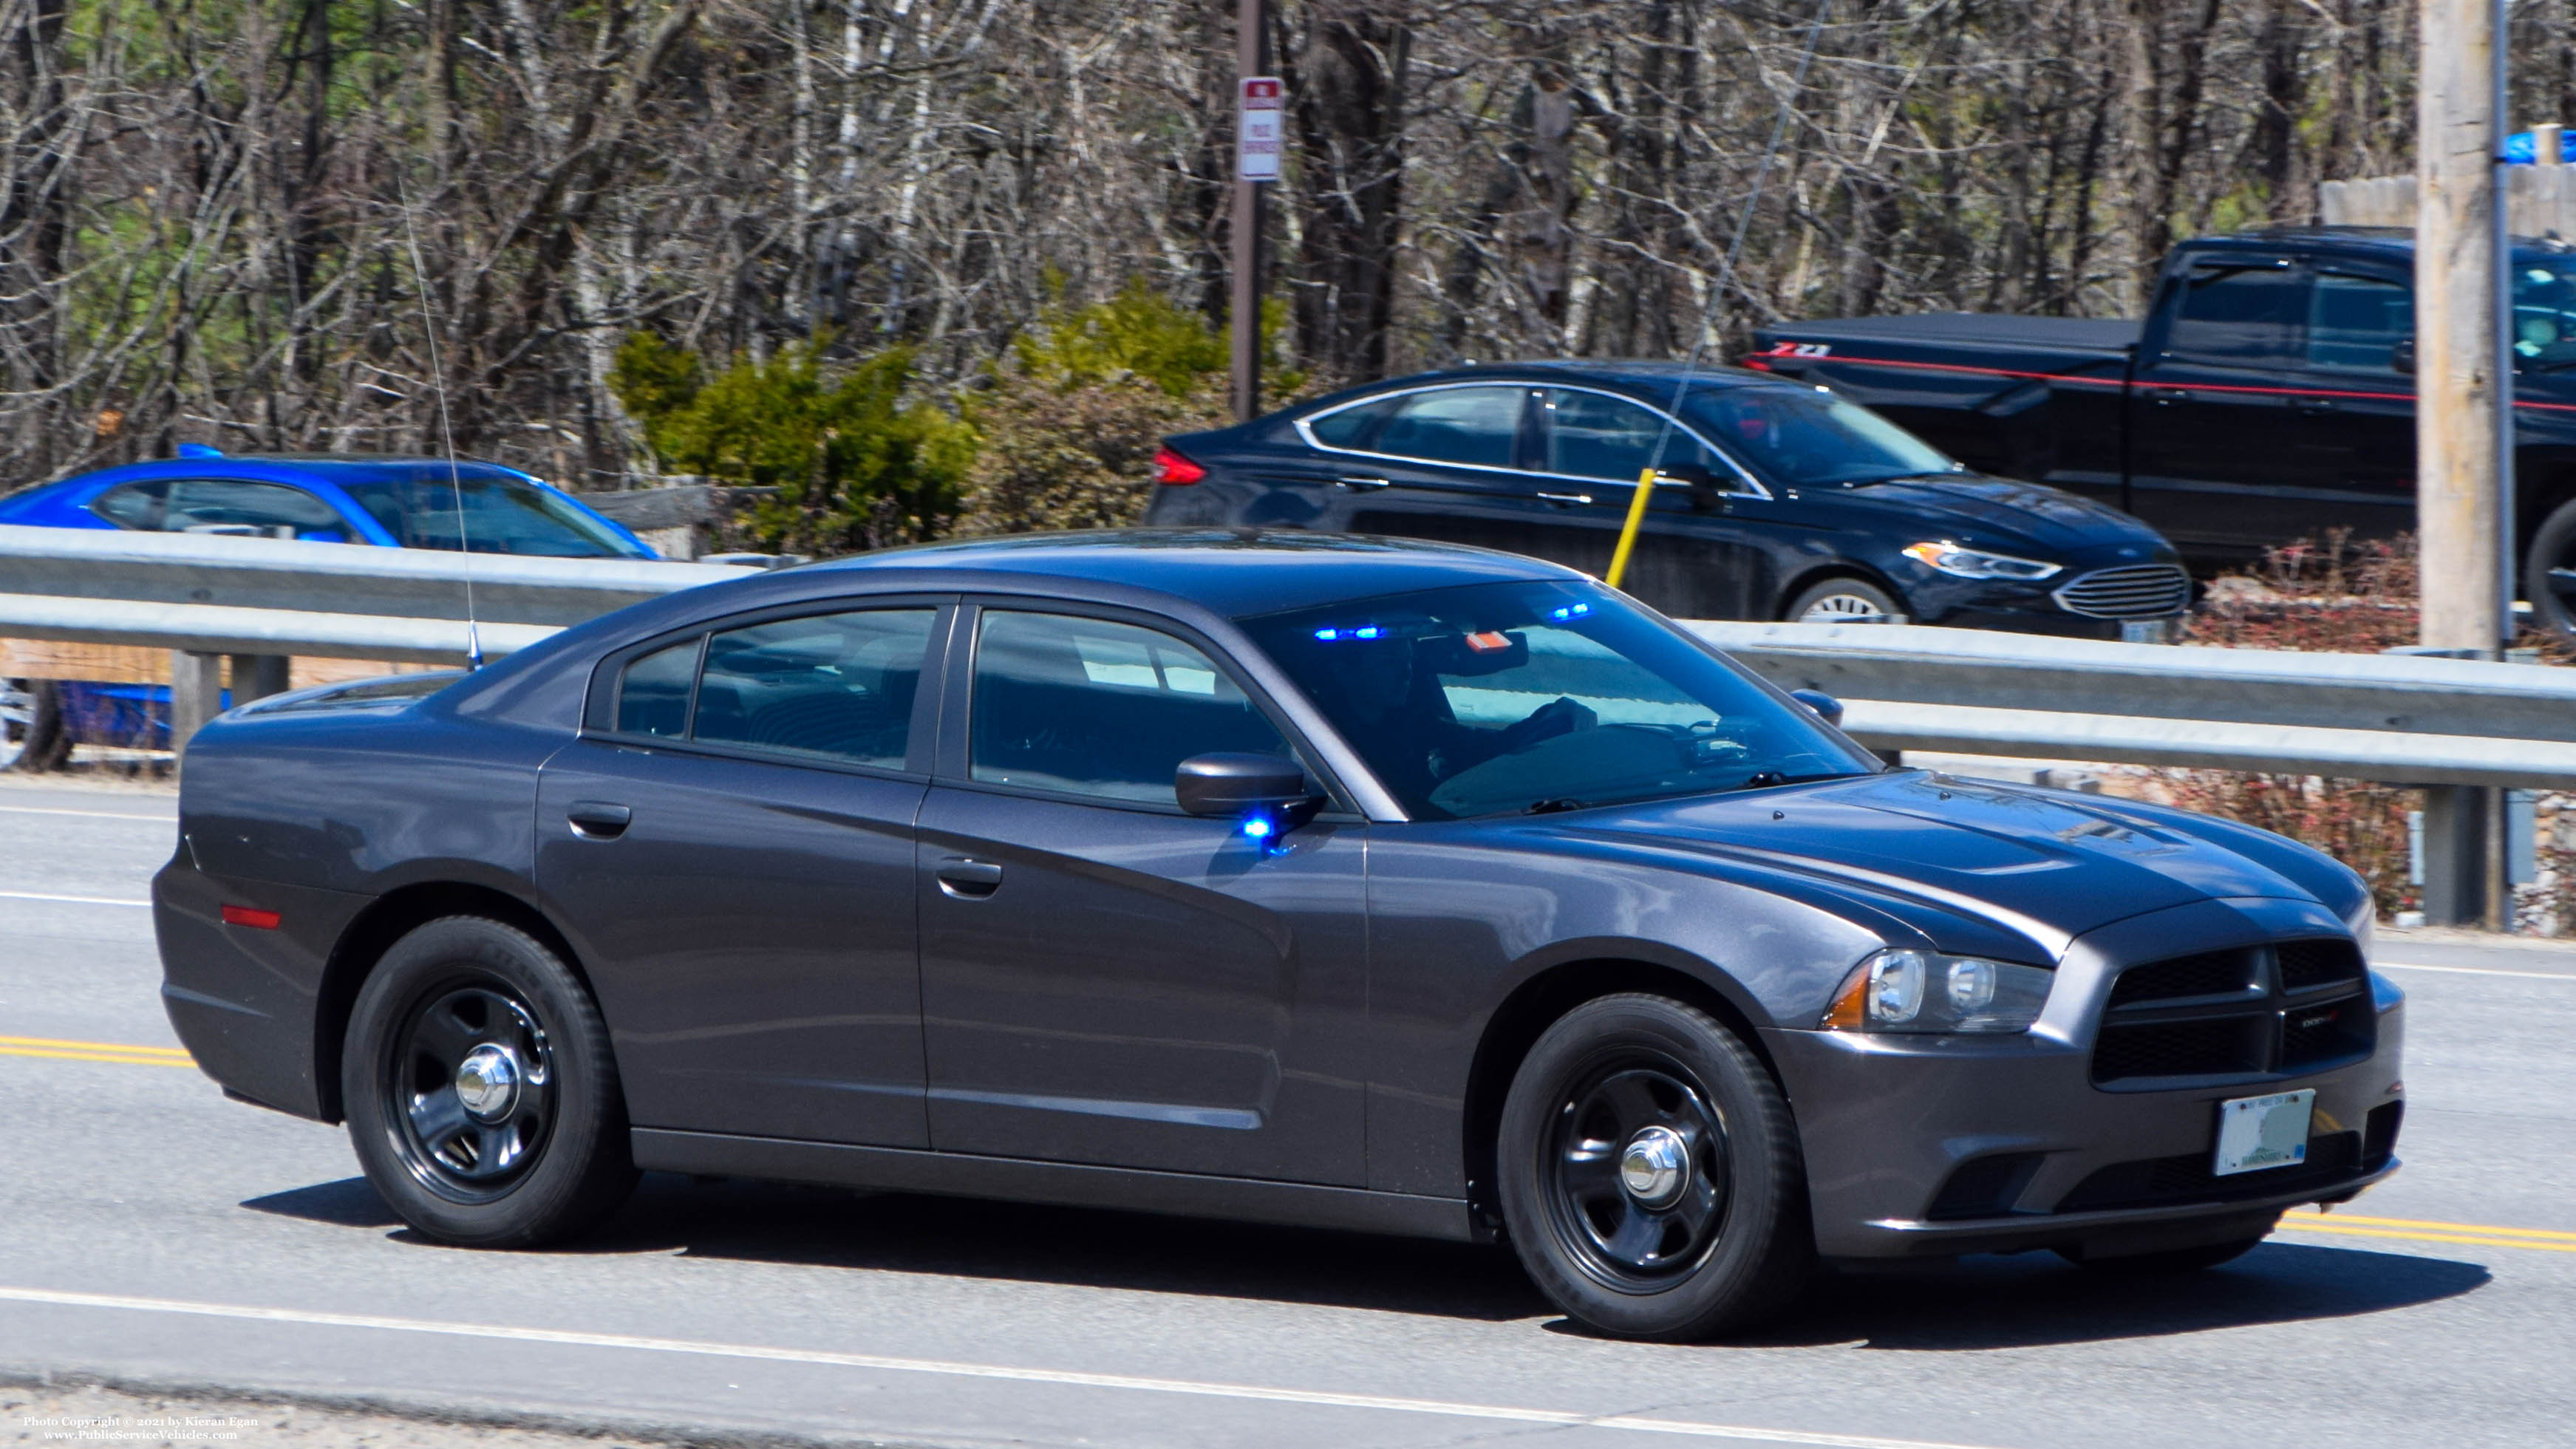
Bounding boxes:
[3,774,2572,1449]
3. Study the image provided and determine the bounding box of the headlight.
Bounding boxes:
[1823,949,2054,1034]
[1901,541,2062,582]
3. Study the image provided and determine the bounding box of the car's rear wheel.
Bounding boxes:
[2524,494,2576,638]
[1784,576,1902,624]
[2056,1235,2267,1274]
[1496,993,1812,1340]
[343,916,636,1247]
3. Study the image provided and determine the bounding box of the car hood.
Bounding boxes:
[1527,770,2347,960]
[1847,473,2162,555]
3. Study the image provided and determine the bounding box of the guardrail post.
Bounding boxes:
[2418,784,2493,927]
[168,650,225,760]
[228,652,290,704]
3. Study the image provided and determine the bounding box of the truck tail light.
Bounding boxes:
[1154,446,1207,485]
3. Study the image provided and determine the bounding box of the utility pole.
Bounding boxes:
[1229,1,1278,423]
[2413,0,2513,927]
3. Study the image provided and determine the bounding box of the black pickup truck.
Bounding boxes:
[1751,226,2576,628]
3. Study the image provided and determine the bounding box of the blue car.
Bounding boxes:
[0,448,655,768]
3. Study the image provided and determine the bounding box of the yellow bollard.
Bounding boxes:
[1604,466,1657,588]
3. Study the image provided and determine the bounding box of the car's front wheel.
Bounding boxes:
[343,916,637,1247]
[1783,576,1903,624]
[1496,993,1812,1340]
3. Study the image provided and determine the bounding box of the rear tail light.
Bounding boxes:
[1154,446,1207,485]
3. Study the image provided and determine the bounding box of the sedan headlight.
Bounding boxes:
[1901,541,2062,582]
[1822,949,2054,1034]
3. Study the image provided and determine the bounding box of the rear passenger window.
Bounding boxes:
[2163,265,2305,367]
[616,638,700,737]
[161,479,350,540]
[970,611,1288,807]
[691,609,933,768]
[1308,395,1402,449]
[1372,386,1531,470]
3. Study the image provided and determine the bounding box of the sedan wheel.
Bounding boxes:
[344,916,636,1247]
[2525,496,2576,638]
[1785,577,1902,625]
[1498,993,1811,1340]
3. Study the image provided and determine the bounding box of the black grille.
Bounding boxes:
[2108,948,2255,1006]
[2277,938,2365,992]
[2092,937,2374,1086]
[2094,1017,2268,1080]
[2363,1100,2405,1171]
[2054,564,2192,619]
[2056,1131,2361,1213]
[1925,1152,2046,1221]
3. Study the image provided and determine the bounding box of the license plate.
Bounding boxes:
[2214,1089,2316,1176]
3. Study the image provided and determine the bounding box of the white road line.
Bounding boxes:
[2376,960,2576,982]
[0,890,150,907]
[0,1285,2008,1449]
[0,805,174,824]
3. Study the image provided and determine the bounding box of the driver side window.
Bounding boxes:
[969,611,1289,808]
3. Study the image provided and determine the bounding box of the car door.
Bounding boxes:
[915,602,1369,1184]
[1528,386,1778,619]
[2127,256,2323,551]
[1304,382,1574,561]
[2283,265,2420,541]
[535,599,948,1148]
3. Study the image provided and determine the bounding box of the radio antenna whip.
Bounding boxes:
[1606,0,1831,590]
[393,169,483,669]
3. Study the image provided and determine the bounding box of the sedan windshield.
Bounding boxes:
[1682,385,1955,487]
[1241,580,1881,819]
[337,472,645,559]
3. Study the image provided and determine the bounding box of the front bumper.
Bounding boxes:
[1761,1002,2405,1260]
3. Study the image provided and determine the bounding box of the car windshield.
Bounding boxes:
[1681,385,1955,487]
[1241,580,1881,819]
[336,472,644,558]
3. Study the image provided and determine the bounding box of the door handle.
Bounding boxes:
[566,802,632,839]
[1335,476,1391,491]
[936,858,1004,899]
[2144,386,2192,406]
[1535,491,1595,505]
[2290,396,2339,415]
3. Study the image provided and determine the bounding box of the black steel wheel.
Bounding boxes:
[1497,993,1811,1340]
[2524,496,2576,639]
[343,916,636,1247]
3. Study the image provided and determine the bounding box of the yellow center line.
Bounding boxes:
[2277,1207,2576,1254]
[0,1034,194,1067]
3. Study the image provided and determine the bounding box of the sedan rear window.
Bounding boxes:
[1242,581,1879,819]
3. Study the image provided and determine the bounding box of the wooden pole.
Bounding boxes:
[2414,0,2512,927]
[1228,0,1268,423]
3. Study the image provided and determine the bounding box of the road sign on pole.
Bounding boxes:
[1236,77,1283,183]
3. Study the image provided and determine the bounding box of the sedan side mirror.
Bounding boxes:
[1654,461,1727,513]
[1177,752,1316,831]
[2391,336,2414,375]
[1789,689,1845,728]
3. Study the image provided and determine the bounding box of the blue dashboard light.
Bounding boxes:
[1314,628,1340,641]
[1355,626,1383,639]
[1547,602,1591,620]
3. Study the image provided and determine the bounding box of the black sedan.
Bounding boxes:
[1144,363,2191,637]
[157,533,2401,1340]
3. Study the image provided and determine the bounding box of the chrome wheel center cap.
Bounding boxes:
[454,1044,521,1121]
[1619,1125,1689,1207]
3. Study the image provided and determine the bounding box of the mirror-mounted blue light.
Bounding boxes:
[1241,814,1274,839]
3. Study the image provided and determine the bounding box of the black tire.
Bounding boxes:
[2523,495,2576,638]
[1496,993,1813,1340]
[2056,1235,2266,1274]
[342,916,637,1247]
[1782,576,1903,624]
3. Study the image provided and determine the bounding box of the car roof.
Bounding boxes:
[2197,225,2576,260]
[804,528,1581,618]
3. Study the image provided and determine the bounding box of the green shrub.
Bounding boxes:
[609,333,975,556]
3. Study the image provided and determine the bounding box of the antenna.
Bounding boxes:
[392,170,483,669]
[1605,0,1832,591]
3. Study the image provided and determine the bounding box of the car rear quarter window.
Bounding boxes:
[1371,386,1531,470]
[617,638,701,737]
[970,610,1287,807]
[88,480,168,530]
[692,609,933,768]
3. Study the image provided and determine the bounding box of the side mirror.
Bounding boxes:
[2391,336,2414,375]
[1176,752,1314,824]
[1655,461,1726,513]
[1789,689,1845,728]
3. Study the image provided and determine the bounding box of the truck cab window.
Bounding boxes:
[2308,273,2413,374]
[2163,264,2304,367]
[2513,262,2576,369]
